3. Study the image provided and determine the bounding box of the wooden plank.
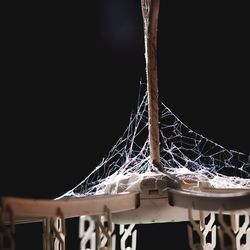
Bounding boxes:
[0,192,139,223]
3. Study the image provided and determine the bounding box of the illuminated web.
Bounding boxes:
[59,84,250,199]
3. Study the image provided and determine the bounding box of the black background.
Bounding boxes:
[1,1,249,249]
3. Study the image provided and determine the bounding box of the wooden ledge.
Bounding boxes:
[0,192,140,224]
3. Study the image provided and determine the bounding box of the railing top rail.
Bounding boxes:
[0,192,140,224]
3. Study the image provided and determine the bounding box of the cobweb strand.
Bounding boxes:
[58,84,250,199]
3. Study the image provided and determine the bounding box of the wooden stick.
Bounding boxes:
[141,0,161,167]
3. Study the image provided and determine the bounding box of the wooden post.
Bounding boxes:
[141,0,161,167]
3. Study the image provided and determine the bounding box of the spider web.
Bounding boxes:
[58,83,250,199]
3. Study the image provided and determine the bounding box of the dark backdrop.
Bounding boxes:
[2,1,249,249]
